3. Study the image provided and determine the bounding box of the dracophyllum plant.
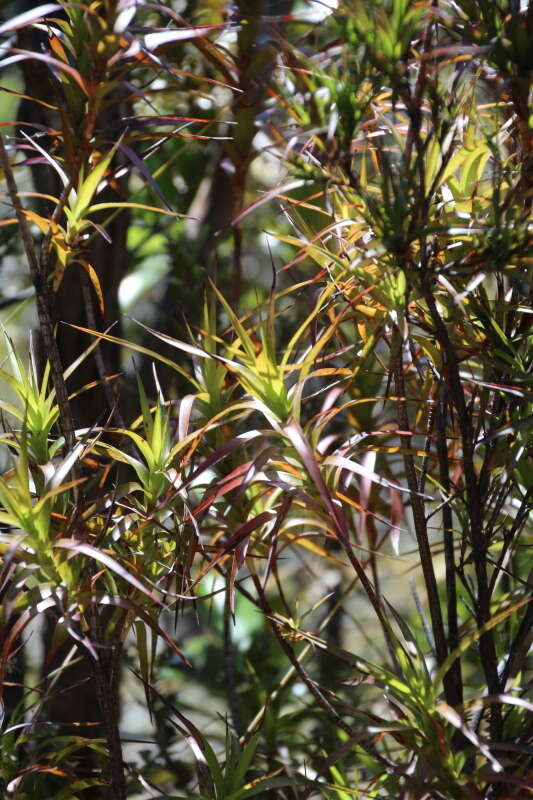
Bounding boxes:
[0,332,62,469]
[95,371,193,542]
[208,282,343,429]
[210,283,293,428]
[0,328,104,464]
[0,428,84,587]
[23,144,187,314]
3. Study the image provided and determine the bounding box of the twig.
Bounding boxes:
[391,324,448,673]
[251,574,354,738]
[435,386,463,711]
[88,604,126,800]
[223,590,245,738]
[419,279,502,739]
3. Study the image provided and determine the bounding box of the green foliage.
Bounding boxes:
[0,0,531,798]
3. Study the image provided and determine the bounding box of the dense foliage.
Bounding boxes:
[0,1,531,798]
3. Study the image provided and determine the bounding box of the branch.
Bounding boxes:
[391,324,448,673]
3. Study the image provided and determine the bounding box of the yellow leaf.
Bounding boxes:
[355,303,380,318]
[77,260,105,315]
[22,208,50,235]
[51,238,71,289]
[284,532,345,564]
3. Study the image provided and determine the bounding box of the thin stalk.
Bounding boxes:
[391,324,448,673]
[223,592,245,738]
[242,572,360,741]
[80,271,125,428]
[420,281,502,739]
[232,224,243,308]
[251,574,354,738]
[436,385,463,710]
[89,605,126,800]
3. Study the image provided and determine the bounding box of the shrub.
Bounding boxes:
[0,1,531,798]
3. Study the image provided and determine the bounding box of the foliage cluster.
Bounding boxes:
[0,1,531,798]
